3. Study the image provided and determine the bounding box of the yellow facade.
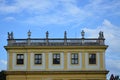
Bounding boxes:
[6,71,108,80]
[4,31,109,80]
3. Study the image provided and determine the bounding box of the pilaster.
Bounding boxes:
[64,51,67,70]
[82,53,85,70]
[27,53,31,70]
[45,52,49,70]
[9,53,13,71]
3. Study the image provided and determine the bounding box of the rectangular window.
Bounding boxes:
[89,54,96,64]
[53,54,60,64]
[17,54,24,64]
[71,53,78,64]
[34,54,42,64]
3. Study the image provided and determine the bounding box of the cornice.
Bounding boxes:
[4,70,109,75]
[4,45,108,50]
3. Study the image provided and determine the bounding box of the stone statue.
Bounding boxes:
[8,32,10,39]
[46,31,49,39]
[64,31,67,39]
[11,32,14,39]
[99,31,104,39]
[81,30,85,38]
[28,30,31,38]
[8,32,14,39]
[102,32,104,38]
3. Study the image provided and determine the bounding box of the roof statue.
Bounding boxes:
[6,31,105,46]
[11,32,13,39]
[8,32,10,39]
[81,30,85,38]
[99,31,104,39]
[8,32,14,39]
[64,31,67,39]
[46,31,49,39]
[28,30,31,39]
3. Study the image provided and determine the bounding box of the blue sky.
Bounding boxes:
[0,0,120,78]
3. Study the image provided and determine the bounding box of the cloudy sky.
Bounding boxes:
[0,0,120,78]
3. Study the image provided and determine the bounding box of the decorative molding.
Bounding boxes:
[5,70,109,75]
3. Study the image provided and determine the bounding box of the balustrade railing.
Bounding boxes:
[7,38,105,46]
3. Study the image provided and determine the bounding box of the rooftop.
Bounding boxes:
[7,30,105,46]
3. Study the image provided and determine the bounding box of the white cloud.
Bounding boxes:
[0,0,119,26]
[0,60,7,71]
[3,16,16,21]
[84,19,120,36]
[0,1,19,13]
[22,0,92,26]
[106,59,120,75]
[0,0,89,25]
[0,60,7,65]
[83,19,120,54]
[82,19,120,77]
[84,0,120,16]
[0,0,53,14]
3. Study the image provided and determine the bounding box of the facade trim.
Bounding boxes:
[5,70,109,75]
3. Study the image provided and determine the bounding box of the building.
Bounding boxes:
[110,74,120,80]
[4,30,109,80]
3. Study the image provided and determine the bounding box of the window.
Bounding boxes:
[53,54,60,64]
[17,54,24,64]
[71,53,78,64]
[89,54,96,64]
[34,54,42,64]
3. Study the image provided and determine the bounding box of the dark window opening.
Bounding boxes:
[17,54,24,64]
[71,53,78,64]
[53,54,60,64]
[35,54,42,64]
[89,54,96,64]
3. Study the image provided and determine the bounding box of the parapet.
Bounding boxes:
[7,30,105,46]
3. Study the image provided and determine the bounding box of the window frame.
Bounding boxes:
[16,54,24,65]
[34,54,42,65]
[89,53,96,64]
[53,53,60,64]
[71,53,79,64]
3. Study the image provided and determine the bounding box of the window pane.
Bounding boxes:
[57,54,60,58]
[17,55,20,59]
[17,59,23,64]
[71,53,78,64]
[39,60,42,63]
[36,55,39,58]
[89,54,96,64]
[72,54,74,58]
[75,54,78,58]
[35,60,40,64]
[72,60,74,64]
[17,54,24,64]
[21,55,24,59]
[34,54,42,64]
[53,54,60,64]
[53,54,56,58]
[39,55,41,58]
[75,60,78,64]
[93,54,96,58]
[89,54,92,58]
